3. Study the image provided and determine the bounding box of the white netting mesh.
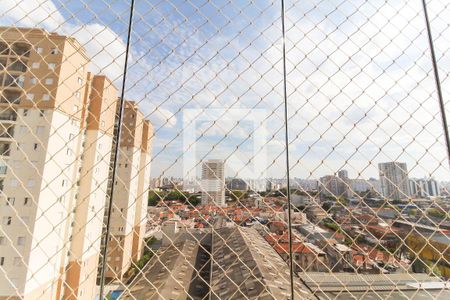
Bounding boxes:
[0,1,449,300]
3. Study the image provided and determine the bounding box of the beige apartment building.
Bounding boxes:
[0,27,153,300]
[0,27,90,300]
[104,101,153,282]
[63,75,118,300]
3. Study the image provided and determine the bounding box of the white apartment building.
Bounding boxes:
[201,159,226,207]
[409,178,440,198]
[378,162,410,200]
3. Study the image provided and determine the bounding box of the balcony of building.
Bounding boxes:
[2,74,24,89]
[10,43,30,58]
[0,142,11,158]
[0,125,14,141]
[0,42,31,58]
[0,110,17,123]
[0,42,8,56]
[7,60,28,73]
[0,90,22,104]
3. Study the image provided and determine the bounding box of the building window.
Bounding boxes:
[36,47,43,54]
[33,143,38,150]
[0,257,4,266]
[48,63,56,70]
[6,197,14,206]
[44,78,53,85]
[50,48,58,55]
[21,216,29,224]
[24,197,30,206]
[39,109,45,117]
[77,77,83,85]
[31,62,40,69]
[30,77,37,85]
[13,257,21,266]
[73,105,79,112]
[3,216,11,225]
[27,180,35,187]
[35,126,45,134]
[23,109,28,116]
[66,148,72,156]
[19,125,27,134]
[26,93,34,101]
[62,180,67,187]
[10,179,18,187]
[0,236,5,245]
[75,91,80,98]
[42,94,50,101]
[17,237,25,246]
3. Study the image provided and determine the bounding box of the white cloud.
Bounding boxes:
[0,0,64,31]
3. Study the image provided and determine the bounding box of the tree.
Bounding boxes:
[229,190,246,202]
[187,195,201,206]
[148,190,163,206]
[165,190,187,201]
[427,208,447,220]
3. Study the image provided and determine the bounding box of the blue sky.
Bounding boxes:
[2,0,450,181]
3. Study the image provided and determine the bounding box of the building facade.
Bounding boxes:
[408,178,440,198]
[63,75,118,300]
[0,27,91,300]
[378,162,409,200]
[0,27,153,300]
[103,101,153,281]
[201,159,225,207]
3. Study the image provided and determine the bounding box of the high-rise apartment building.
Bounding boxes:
[201,159,225,207]
[103,101,153,281]
[319,175,340,198]
[0,27,91,300]
[408,178,440,198]
[0,27,153,300]
[378,162,409,200]
[337,169,350,198]
[63,75,118,300]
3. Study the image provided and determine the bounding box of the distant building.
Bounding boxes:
[226,178,247,191]
[409,178,440,198]
[378,162,409,200]
[246,178,266,192]
[102,101,153,282]
[351,178,382,196]
[337,169,350,198]
[201,159,225,207]
[338,170,349,179]
[291,178,319,191]
[319,175,340,198]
